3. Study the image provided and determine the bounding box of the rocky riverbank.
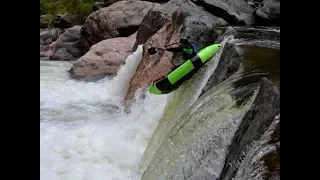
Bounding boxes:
[40,0,280,101]
[40,1,280,179]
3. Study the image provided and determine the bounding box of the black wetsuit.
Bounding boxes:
[165,39,198,70]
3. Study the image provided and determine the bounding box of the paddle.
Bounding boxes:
[147,41,181,55]
[147,39,192,55]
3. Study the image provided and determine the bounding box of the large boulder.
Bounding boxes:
[255,0,280,26]
[124,0,226,104]
[79,0,154,52]
[93,0,171,11]
[69,33,137,81]
[132,0,184,51]
[49,26,82,61]
[190,0,255,25]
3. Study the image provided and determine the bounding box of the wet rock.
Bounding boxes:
[190,0,255,25]
[215,26,237,43]
[201,42,242,96]
[219,77,280,180]
[232,26,280,41]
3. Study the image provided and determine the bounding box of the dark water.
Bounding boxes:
[241,46,280,87]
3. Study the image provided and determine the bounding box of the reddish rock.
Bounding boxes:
[132,0,184,51]
[124,0,225,105]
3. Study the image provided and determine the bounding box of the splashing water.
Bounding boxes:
[40,45,169,180]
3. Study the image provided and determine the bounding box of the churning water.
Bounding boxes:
[40,45,169,180]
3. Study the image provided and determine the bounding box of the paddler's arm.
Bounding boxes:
[164,46,183,52]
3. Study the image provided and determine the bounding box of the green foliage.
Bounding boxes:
[40,0,95,17]
[40,14,55,24]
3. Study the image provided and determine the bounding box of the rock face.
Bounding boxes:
[79,0,154,52]
[132,0,183,51]
[124,23,175,104]
[69,33,137,81]
[124,0,226,104]
[190,0,255,25]
[219,77,280,180]
[49,26,82,61]
[255,0,280,26]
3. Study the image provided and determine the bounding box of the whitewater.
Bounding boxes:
[40,45,169,180]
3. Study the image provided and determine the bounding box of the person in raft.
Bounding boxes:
[159,38,198,70]
[148,37,198,83]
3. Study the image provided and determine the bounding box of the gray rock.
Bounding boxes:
[190,0,255,25]
[255,0,280,26]
[79,0,154,52]
[170,0,227,65]
[40,28,63,45]
[49,26,82,61]
[215,26,237,43]
[201,42,242,96]
[219,77,280,180]
[132,0,184,51]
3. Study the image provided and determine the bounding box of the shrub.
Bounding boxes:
[40,0,95,17]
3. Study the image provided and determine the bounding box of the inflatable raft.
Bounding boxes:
[148,43,222,95]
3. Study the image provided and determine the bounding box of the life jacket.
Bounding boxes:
[182,43,198,60]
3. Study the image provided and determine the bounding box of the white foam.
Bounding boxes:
[40,45,168,180]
